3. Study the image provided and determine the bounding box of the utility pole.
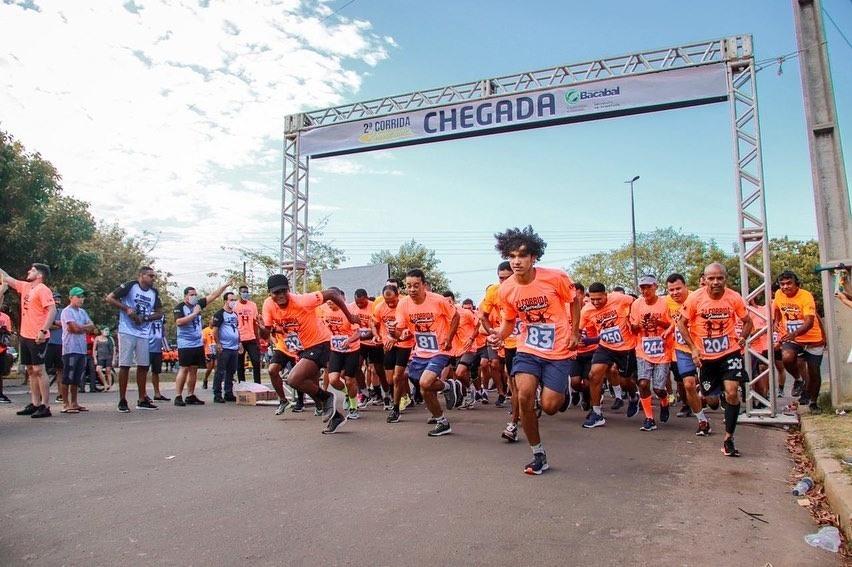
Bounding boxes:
[242,261,247,285]
[625,175,640,291]
[793,0,852,408]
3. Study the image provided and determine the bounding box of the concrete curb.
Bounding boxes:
[800,417,852,544]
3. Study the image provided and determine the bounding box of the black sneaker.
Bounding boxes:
[442,380,458,410]
[322,410,346,434]
[495,394,507,408]
[580,393,590,412]
[453,381,464,408]
[676,405,692,418]
[154,394,171,401]
[610,397,624,411]
[291,401,304,413]
[185,395,205,405]
[31,405,51,418]
[117,399,130,413]
[0,394,11,404]
[173,396,186,407]
[808,402,821,414]
[321,392,336,423]
[427,419,452,437]
[559,395,571,413]
[387,408,401,423]
[570,391,581,407]
[136,399,159,410]
[696,420,712,436]
[274,399,290,415]
[660,404,670,423]
[640,418,657,431]
[202,379,208,389]
[213,396,225,404]
[224,394,237,402]
[626,397,639,418]
[791,379,804,398]
[427,416,439,425]
[798,395,811,407]
[524,452,549,475]
[721,438,740,457]
[55,395,63,403]
[16,403,37,416]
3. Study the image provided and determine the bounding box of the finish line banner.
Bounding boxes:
[300,63,728,158]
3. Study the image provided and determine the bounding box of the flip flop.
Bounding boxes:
[60,409,79,414]
[75,406,89,412]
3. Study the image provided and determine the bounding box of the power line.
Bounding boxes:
[823,6,852,51]
[319,0,358,23]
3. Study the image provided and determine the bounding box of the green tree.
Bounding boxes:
[370,240,453,293]
[570,227,734,292]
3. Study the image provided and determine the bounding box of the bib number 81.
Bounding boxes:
[415,333,439,351]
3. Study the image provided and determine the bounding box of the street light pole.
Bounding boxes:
[625,175,640,291]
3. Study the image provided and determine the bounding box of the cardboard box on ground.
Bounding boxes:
[234,382,279,406]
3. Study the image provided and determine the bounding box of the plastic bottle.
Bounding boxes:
[804,526,841,553]
[792,477,814,496]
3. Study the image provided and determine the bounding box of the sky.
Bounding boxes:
[1,0,851,303]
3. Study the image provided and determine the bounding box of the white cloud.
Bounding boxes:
[0,0,393,286]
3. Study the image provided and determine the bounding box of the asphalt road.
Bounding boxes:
[0,384,839,566]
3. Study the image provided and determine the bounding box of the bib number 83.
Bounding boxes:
[526,324,555,351]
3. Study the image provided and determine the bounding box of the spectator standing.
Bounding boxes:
[234,285,262,383]
[148,314,170,401]
[46,291,63,392]
[212,292,241,403]
[94,328,115,391]
[60,287,96,413]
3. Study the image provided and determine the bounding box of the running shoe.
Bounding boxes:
[321,392,336,423]
[223,394,237,402]
[660,404,670,423]
[16,403,37,416]
[322,411,346,434]
[118,399,131,412]
[580,393,590,412]
[202,379,208,389]
[480,390,489,405]
[808,402,820,414]
[460,394,475,409]
[582,411,606,428]
[626,397,639,418]
[453,380,464,408]
[137,399,159,410]
[676,405,692,418]
[640,418,657,431]
[213,396,225,404]
[275,399,290,415]
[31,405,51,418]
[154,394,171,402]
[399,394,412,412]
[357,393,368,409]
[791,380,804,398]
[570,391,581,407]
[696,420,712,436]
[55,395,63,403]
[185,395,205,405]
[387,408,401,423]
[383,397,392,411]
[347,408,360,420]
[610,397,624,411]
[777,389,785,398]
[721,438,740,457]
[314,407,323,417]
[0,394,11,404]
[427,416,439,425]
[524,452,549,475]
[370,393,383,406]
[501,422,518,443]
[798,395,811,407]
[292,400,305,413]
[442,380,458,410]
[427,420,452,437]
[495,394,507,409]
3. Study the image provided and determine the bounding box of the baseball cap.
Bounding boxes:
[637,275,657,286]
[69,286,86,297]
[267,274,290,293]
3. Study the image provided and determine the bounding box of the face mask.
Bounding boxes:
[188,296,199,306]
[240,291,250,300]
[228,300,237,309]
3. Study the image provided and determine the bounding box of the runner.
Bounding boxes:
[478,261,515,408]
[257,274,359,434]
[211,292,241,403]
[441,292,478,407]
[148,315,170,401]
[629,275,675,431]
[580,283,636,429]
[391,269,460,436]
[202,318,216,389]
[773,271,825,411]
[173,282,229,406]
[321,288,362,420]
[665,273,696,418]
[234,284,262,384]
[677,263,753,457]
[374,284,414,423]
[1,264,57,418]
[352,288,391,409]
[488,226,581,474]
[59,287,96,414]
[94,328,115,392]
[569,283,596,412]
[105,266,163,412]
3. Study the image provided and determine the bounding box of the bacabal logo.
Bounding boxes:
[565,86,621,106]
[564,90,580,105]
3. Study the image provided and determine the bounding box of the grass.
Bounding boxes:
[802,412,852,480]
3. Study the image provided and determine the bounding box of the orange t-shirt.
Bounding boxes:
[666,293,691,358]
[202,327,216,354]
[373,300,415,349]
[261,292,331,352]
[320,304,360,353]
[349,300,379,346]
[9,280,55,340]
[497,266,577,360]
[451,306,478,357]
[577,305,598,355]
[745,305,770,353]
[578,293,636,352]
[629,297,673,363]
[681,287,747,361]
[233,299,258,342]
[480,283,519,349]
[395,291,457,359]
[773,288,824,344]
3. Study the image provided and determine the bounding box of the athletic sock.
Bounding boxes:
[437,414,447,424]
[531,443,544,455]
[640,396,654,419]
[660,395,670,407]
[724,402,740,435]
[696,409,707,422]
[613,386,623,399]
[592,405,602,415]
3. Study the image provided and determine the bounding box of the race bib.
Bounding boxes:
[642,337,665,356]
[331,336,348,351]
[600,326,623,345]
[414,332,440,352]
[525,324,555,351]
[786,320,803,335]
[674,328,686,345]
[284,332,304,352]
[702,335,730,355]
[511,319,522,337]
